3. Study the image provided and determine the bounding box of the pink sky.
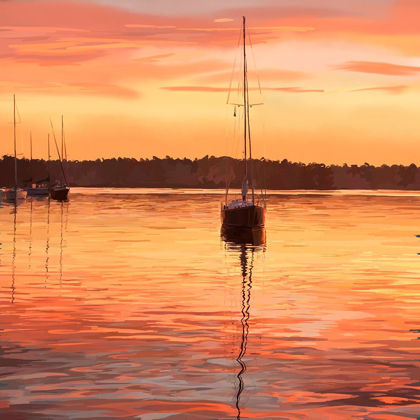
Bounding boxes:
[1,0,420,164]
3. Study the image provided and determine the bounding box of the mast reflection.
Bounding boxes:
[45,198,50,285]
[28,198,33,269]
[11,201,17,304]
[236,244,254,419]
[59,201,64,283]
[221,226,266,419]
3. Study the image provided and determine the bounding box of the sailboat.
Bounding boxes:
[49,116,70,201]
[26,133,50,197]
[5,95,27,201]
[221,17,266,228]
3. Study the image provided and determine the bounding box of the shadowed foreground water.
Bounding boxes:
[1,189,420,419]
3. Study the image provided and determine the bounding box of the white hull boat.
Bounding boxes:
[5,188,27,201]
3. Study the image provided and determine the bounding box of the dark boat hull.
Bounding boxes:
[50,187,69,201]
[27,187,49,197]
[221,204,266,228]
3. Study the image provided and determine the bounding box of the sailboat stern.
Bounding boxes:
[5,188,27,201]
[50,186,69,201]
[221,203,265,228]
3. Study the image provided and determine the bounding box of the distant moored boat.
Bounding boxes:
[49,116,70,201]
[26,132,50,197]
[50,184,69,201]
[5,95,27,202]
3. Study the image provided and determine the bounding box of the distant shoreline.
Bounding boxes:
[1,155,420,191]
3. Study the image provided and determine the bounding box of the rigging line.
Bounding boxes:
[237,39,244,99]
[262,100,267,200]
[230,102,239,159]
[49,117,68,186]
[227,26,244,105]
[232,106,242,174]
[225,105,229,204]
[15,104,24,158]
[16,104,21,124]
[63,128,69,182]
[246,71,256,203]
[255,160,263,201]
[248,24,266,201]
[64,129,68,161]
[248,30,262,95]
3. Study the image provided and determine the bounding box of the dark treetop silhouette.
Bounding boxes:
[1,155,420,190]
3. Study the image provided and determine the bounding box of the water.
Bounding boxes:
[1,189,420,419]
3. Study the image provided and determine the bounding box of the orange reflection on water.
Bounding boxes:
[1,190,420,419]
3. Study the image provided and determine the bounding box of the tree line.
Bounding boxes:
[1,155,419,190]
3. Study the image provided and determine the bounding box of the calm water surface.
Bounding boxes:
[1,189,420,419]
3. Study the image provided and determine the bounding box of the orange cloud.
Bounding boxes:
[351,85,408,94]
[335,61,420,76]
[265,87,324,93]
[134,53,175,63]
[161,86,324,93]
[161,86,230,92]
[214,18,233,23]
[196,69,308,84]
[0,80,139,98]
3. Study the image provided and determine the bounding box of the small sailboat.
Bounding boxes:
[26,133,50,197]
[49,116,70,201]
[221,17,266,228]
[5,95,27,201]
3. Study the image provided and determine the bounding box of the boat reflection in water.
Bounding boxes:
[11,201,17,304]
[221,226,266,247]
[221,226,266,419]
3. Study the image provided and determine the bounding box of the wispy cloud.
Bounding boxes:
[214,18,233,23]
[133,53,175,63]
[334,61,420,76]
[161,86,324,93]
[351,85,408,94]
[125,23,314,32]
[265,87,324,93]
[196,69,308,84]
[0,80,139,98]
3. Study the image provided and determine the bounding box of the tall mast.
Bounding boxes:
[30,131,33,184]
[13,94,17,193]
[61,115,64,161]
[243,16,255,204]
[48,133,51,186]
[243,17,248,180]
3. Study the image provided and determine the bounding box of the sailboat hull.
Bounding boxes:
[50,187,69,201]
[27,187,49,197]
[221,204,266,228]
[5,189,27,201]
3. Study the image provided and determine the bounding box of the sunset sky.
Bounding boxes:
[2,0,420,164]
